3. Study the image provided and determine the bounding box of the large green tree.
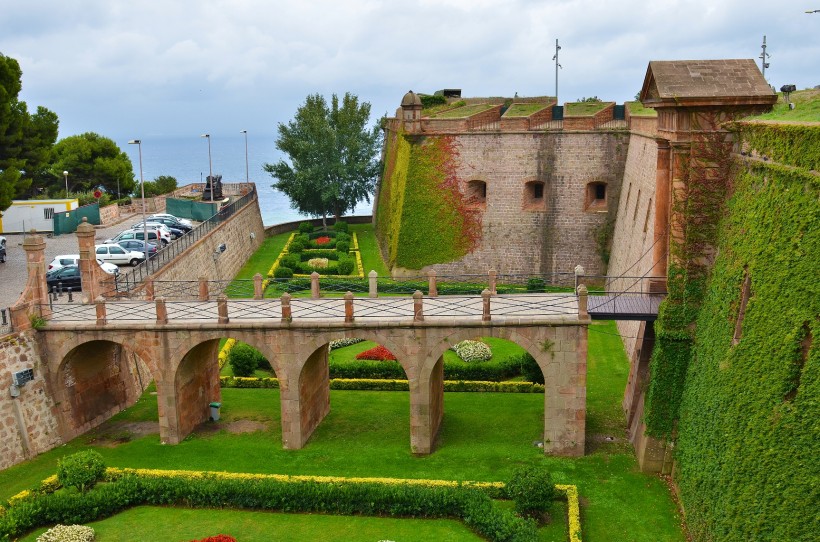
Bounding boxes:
[50,133,136,197]
[264,92,381,226]
[0,53,59,210]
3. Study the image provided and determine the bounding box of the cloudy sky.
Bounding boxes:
[2,0,818,140]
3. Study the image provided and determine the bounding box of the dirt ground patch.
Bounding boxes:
[195,419,270,436]
[85,421,159,447]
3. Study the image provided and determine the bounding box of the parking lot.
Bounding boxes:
[0,212,143,310]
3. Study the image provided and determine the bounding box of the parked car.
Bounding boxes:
[0,236,6,263]
[145,215,193,233]
[131,221,181,240]
[105,229,166,247]
[46,265,81,291]
[48,254,120,275]
[95,243,144,266]
[148,213,193,229]
[117,239,158,258]
[128,222,174,243]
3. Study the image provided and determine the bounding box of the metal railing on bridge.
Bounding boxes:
[113,186,257,293]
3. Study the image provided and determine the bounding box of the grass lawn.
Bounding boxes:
[744,88,820,122]
[0,322,684,542]
[565,102,609,116]
[432,104,495,118]
[503,103,550,117]
[625,101,657,117]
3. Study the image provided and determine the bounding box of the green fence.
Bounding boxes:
[52,203,101,236]
[166,198,218,221]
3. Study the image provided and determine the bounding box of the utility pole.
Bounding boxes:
[759,35,770,79]
[552,39,562,103]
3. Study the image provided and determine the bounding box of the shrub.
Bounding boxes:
[298,222,314,234]
[37,524,95,542]
[506,466,555,522]
[335,240,350,253]
[337,256,355,275]
[282,254,301,270]
[330,338,365,350]
[333,220,349,233]
[56,451,105,494]
[335,232,351,244]
[355,345,397,361]
[288,239,305,253]
[228,342,267,377]
[450,340,492,362]
[296,233,310,244]
[273,266,293,279]
[516,353,544,384]
[526,278,546,292]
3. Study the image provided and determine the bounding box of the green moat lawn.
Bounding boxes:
[0,321,685,541]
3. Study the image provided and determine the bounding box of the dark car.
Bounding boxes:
[146,215,193,233]
[46,265,82,291]
[117,239,159,258]
[0,235,6,263]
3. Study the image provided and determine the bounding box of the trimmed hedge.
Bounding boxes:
[219,376,546,393]
[327,354,533,381]
[1,474,537,542]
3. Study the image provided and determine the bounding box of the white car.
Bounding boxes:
[95,243,144,267]
[128,223,172,245]
[48,254,120,276]
[148,213,193,228]
[105,228,166,247]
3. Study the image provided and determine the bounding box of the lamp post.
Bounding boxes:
[201,134,213,199]
[63,171,69,196]
[240,130,249,185]
[128,139,148,255]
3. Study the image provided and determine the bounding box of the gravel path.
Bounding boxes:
[0,212,142,310]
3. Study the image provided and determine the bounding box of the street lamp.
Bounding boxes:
[201,134,213,198]
[63,171,69,196]
[240,130,249,185]
[127,139,148,257]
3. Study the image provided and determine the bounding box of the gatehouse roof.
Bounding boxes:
[639,59,777,107]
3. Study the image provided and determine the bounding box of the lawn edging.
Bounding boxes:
[1,469,582,542]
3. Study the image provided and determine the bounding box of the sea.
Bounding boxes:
[119,134,374,226]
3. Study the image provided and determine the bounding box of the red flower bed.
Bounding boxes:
[191,536,236,542]
[355,344,397,361]
[316,236,332,245]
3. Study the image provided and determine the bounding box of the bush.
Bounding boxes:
[288,240,305,253]
[355,345,397,361]
[282,254,301,270]
[506,466,556,522]
[273,266,293,279]
[56,451,105,494]
[298,222,314,234]
[228,342,267,377]
[451,340,492,362]
[526,278,546,292]
[333,221,349,233]
[336,232,351,243]
[37,524,95,542]
[335,240,350,253]
[516,353,544,384]
[337,256,355,276]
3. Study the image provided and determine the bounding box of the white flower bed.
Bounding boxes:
[450,340,492,362]
[37,524,95,542]
[307,257,329,269]
[330,338,366,350]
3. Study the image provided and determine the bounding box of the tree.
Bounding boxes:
[264,93,381,227]
[0,53,59,210]
[49,132,136,197]
[142,175,178,197]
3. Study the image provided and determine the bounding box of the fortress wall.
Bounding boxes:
[151,195,265,283]
[607,133,659,358]
[0,332,61,470]
[424,131,628,279]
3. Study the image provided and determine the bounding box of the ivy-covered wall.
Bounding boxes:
[376,132,480,270]
[671,124,819,541]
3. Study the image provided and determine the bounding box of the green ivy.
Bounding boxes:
[730,122,820,171]
[673,160,819,541]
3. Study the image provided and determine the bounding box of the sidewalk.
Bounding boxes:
[0,212,141,310]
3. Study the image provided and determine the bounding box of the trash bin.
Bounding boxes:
[209,402,222,421]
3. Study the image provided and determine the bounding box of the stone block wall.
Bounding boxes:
[607,133,660,359]
[422,131,628,278]
[151,196,265,284]
[99,203,121,225]
[0,332,61,470]
[175,340,221,440]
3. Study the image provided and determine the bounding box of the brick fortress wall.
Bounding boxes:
[419,130,628,279]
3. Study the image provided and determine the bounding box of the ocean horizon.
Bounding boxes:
[119,134,374,226]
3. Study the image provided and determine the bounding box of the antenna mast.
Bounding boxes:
[552,39,562,103]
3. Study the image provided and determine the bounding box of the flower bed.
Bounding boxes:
[219,376,546,393]
[355,345,397,361]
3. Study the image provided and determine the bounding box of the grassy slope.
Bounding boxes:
[744,89,820,122]
[0,322,684,542]
[503,103,549,117]
[564,102,609,116]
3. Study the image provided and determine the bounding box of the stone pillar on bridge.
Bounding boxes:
[9,230,51,330]
[76,218,108,302]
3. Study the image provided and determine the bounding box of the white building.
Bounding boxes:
[0,199,79,233]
